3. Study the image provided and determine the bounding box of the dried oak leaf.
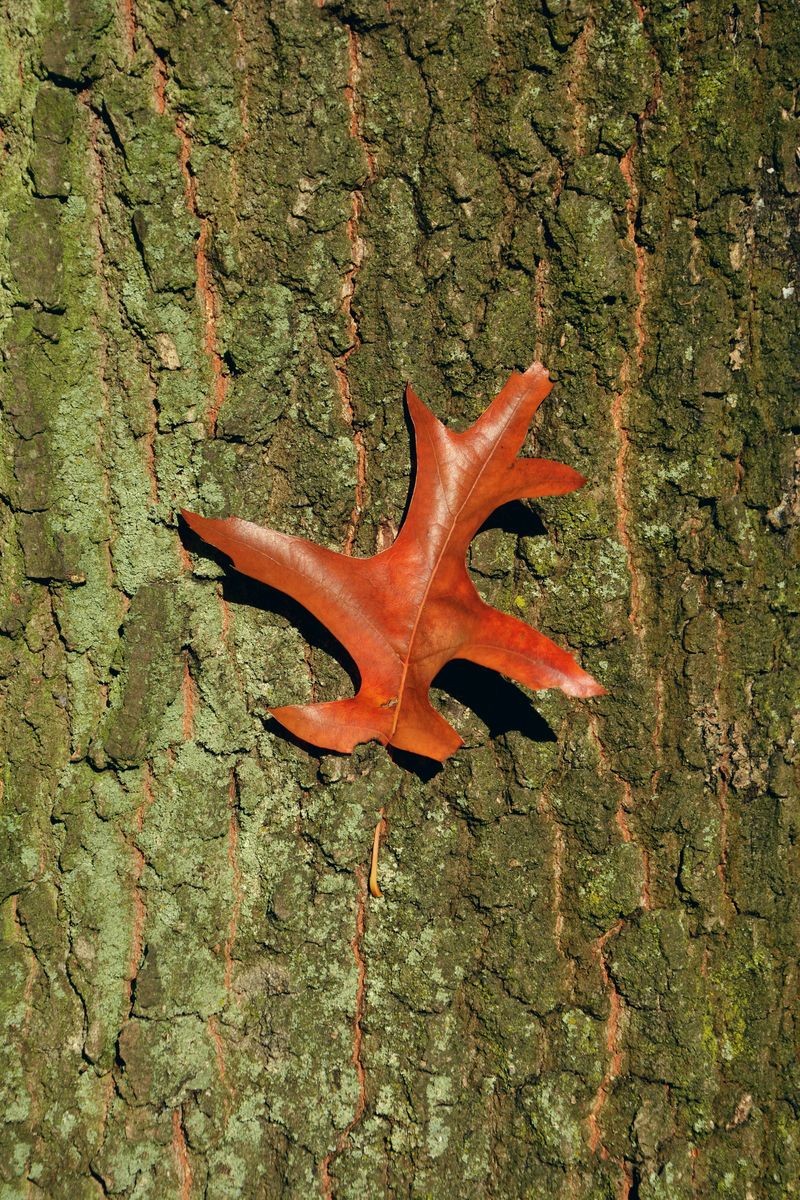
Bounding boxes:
[182,363,604,762]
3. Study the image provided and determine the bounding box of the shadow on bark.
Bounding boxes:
[180,512,556,778]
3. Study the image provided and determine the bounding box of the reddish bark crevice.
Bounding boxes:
[13,895,44,1190]
[152,51,166,115]
[119,0,136,58]
[537,790,571,973]
[610,385,642,636]
[587,921,625,1162]
[587,714,651,911]
[336,25,375,556]
[619,146,648,376]
[171,1106,193,1200]
[223,769,242,994]
[533,256,547,363]
[144,379,160,506]
[180,651,196,742]
[125,766,155,1004]
[318,866,369,1198]
[10,895,39,1045]
[566,21,592,158]
[176,116,228,435]
[207,1014,234,1114]
[231,2,251,137]
[84,100,129,605]
[613,5,661,641]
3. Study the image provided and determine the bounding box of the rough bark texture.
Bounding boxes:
[0,1,798,1197]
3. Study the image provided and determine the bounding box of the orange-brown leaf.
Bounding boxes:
[182,363,604,761]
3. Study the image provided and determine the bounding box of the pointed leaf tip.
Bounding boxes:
[180,507,203,529]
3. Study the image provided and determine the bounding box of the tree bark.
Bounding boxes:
[1,1,798,1197]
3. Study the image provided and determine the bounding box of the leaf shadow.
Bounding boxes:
[432,660,557,744]
[180,512,555,778]
[181,513,362,686]
[475,498,548,539]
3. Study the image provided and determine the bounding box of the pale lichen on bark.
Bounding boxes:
[0,0,798,1197]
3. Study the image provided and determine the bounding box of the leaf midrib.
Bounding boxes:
[388,401,518,739]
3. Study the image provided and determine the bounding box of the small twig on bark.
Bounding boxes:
[369,807,386,898]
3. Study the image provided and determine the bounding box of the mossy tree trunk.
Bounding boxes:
[1,0,798,1196]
